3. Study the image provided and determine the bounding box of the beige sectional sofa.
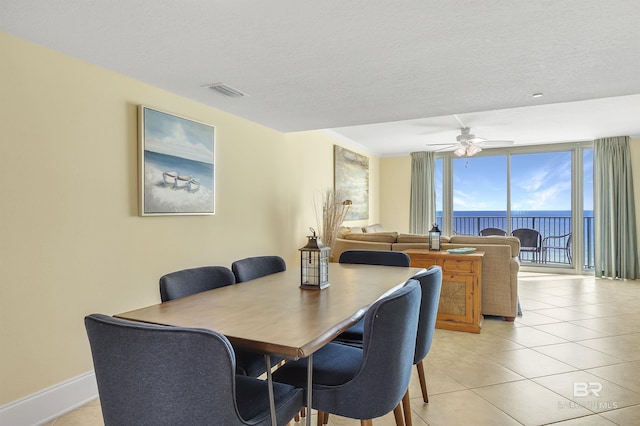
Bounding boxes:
[333,226,520,319]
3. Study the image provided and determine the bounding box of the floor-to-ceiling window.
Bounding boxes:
[583,148,594,271]
[435,142,593,274]
[452,156,507,235]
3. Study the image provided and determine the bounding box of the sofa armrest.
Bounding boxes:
[442,242,519,317]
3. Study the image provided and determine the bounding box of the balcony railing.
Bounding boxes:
[436,214,594,269]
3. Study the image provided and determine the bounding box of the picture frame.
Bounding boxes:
[139,106,215,216]
[334,145,369,220]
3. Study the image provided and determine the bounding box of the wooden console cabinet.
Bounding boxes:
[404,249,484,333]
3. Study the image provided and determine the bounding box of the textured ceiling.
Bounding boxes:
[3,0,640,156]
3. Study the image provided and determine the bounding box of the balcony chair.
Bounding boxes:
[479,227,507,236]
[85,314,303,426]
[272,281,421,426]
[542,232,572,264]
[511,228,543,263]
[231,255,286,283]
[335,250,411,346]
[159,266,281,377]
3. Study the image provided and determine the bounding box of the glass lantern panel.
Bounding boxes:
[301,251,320,285]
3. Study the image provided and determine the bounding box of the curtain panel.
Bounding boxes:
[593,136,639,279]
[410,151,435,234]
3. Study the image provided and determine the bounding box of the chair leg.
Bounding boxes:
[402,389,413,426]
[294,413,299,422]
[361,420,374,426]
[416,361,429,403]
[393,403,405,426]
[317,411,324,426]
[323,411,329,424]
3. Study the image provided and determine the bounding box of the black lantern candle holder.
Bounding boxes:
[429,223,442,251]
[299,228,330,290]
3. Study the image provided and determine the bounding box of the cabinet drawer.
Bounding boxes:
[441,258,475,273]
[410,257,439,268]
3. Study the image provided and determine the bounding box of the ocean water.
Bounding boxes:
[436,210,593,239]
[145,150,214,188]
[436,210,595,267]
[442,210,594,217]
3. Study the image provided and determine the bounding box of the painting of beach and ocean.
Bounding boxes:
[139,106,215,215]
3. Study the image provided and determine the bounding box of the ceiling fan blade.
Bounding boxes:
[435,145,457,152]
[479,140,514,145]
[468,137,486,143]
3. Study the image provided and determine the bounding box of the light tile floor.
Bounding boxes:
[46,272,640,425]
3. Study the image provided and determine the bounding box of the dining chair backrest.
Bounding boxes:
[85,313,303,425]
[479,227,507,236]
[158,265,282,377]
[231,256,286,283]
[338,249,411,267]
[410,266,443,364]
[159,266,236,302]
[317,280,421,420]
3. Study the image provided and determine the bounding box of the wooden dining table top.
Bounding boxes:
[115,263,424,360]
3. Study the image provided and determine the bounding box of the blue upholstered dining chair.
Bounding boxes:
[85,314,303,426]
[334,250,411,346]
[231,255,286,283]
[338,249,411,267]
[400,266,442,425]
[159,265,236,302]
[159,266,281,377]
[272,280,421,425]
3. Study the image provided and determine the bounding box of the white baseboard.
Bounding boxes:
[0,371,98,426]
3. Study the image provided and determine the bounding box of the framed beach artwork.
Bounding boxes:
[139,106,215,216]
[334,145,369,220]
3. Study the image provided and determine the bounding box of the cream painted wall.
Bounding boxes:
[0,33,379,405]
[380,156,411,233]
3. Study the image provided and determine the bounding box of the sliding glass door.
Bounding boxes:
[452,156,507,235]
[510,151,572,265]
[435,142,593,273]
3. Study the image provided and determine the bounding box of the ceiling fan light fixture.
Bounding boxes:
[467,144,482,156]
[454,146,467,157]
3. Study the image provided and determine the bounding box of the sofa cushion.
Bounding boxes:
[336,226,363,239]
[397,234,451,244]
[363,224,385,233]
[448,235,520,256]
[344,232,398,243]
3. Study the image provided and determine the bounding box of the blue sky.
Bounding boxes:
[436,149,593,212]
[144,107,214,164]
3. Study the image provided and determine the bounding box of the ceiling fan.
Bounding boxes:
[428,116,514,157]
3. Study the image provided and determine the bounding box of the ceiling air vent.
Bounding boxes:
[207,83,247,98]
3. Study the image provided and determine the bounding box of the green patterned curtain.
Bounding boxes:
[593,136,639,279]
[410,151,435,234]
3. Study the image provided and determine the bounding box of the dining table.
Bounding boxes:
[115,262,424,426]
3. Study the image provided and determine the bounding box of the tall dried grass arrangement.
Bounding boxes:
[313,189,352,253]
